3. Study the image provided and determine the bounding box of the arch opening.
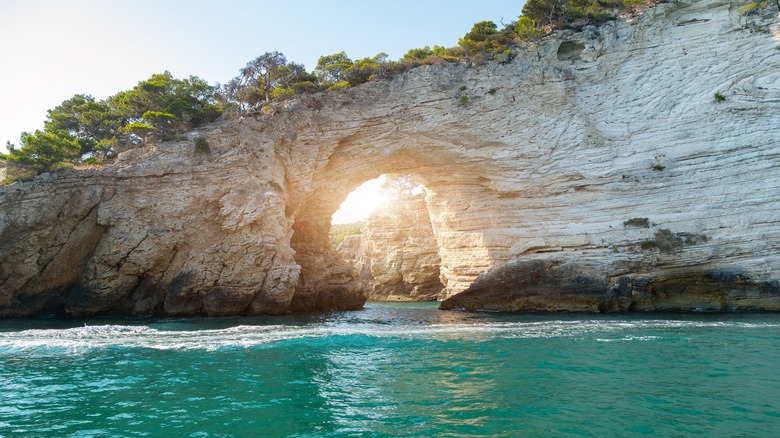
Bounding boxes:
[287,141,500,313]
[330,175,446,302]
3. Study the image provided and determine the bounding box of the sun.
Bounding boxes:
[331,176,391,225]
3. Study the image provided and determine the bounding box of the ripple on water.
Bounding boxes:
[0,306,779,436]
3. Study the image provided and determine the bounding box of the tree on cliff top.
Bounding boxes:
[239,51,288,104]
[315,52,353,84]
[108,72,221,140]
[3,130,82,180]
[2,72,222,183]
[381,174,425,199]
[222,51,320,113]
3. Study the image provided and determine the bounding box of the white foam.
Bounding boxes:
[0,318,776,354]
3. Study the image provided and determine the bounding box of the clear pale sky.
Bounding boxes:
[0,1,523,151]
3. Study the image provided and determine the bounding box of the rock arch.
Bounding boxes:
[2,0,780,316]
[336,179,446,302]
[285,131,502,311]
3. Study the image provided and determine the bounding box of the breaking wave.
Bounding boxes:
[1,316,776,354]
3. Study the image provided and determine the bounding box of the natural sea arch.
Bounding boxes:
[286,136,501,312]
[2,1,780,317]
[332,175,446,302]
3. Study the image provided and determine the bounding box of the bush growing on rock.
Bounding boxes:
[329,221,366,248]
[623,217,650,228]
[515,16,546,41]
[194,137,210,155]
[739,0,780,15]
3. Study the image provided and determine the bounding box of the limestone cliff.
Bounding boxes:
[337,194,445,301]
[1,0,779,316]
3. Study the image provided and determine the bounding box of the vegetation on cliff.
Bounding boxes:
[219,0,661,116]
[1,0,663,184]
[2,73,223,182]
[329,222,366,248]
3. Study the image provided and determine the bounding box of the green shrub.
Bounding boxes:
[459,96,469,106]
[82,155,106,166]
[402,46,433,62]
[714,92,726,102]
[329,221,366,248]
[678,232,708,245]
[654,229,683,253]
[270,87,294,100]
[624,217,650,228]
[194,137,210,154]
[327,80,350,91]
[640,241,656,250]
[2,130,82,182]
[514,16,545,41]
[738,2,759,14]
[652,165,665,171]
[488,88,498,95]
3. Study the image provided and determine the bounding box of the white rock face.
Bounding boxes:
[337,194,445,301]
[1,0,779,316]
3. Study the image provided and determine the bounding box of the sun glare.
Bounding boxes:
[331,176,392,225]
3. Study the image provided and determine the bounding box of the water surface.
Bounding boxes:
[1,302,779,437]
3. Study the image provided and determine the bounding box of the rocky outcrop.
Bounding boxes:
[1,0,780,316]
[0,138,304,316]
[337,194,445,301]
[439,254,780,313]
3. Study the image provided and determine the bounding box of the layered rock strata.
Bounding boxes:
[337,194,445,301]
[1,0,779,316]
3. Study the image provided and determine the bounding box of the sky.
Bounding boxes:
[331,177,391,224]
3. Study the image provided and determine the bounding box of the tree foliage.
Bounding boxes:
[3,130,82,179]
[522,0,641,29]
[44,94,118,156]
[223,52,320,113]
[329,221,366,248]
[402,46,433,62]
[315,51,354,85]
[3,72,222,183]
[107,72,221,140]
[514,16,546,41]
[381,174,424,198]
[343,53,390,86]
[463,20,499,42]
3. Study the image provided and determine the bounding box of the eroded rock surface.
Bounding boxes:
[439,253,780,313]
[337,194,445,301]
[1,0,780,316]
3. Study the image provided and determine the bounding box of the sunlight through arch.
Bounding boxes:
[331,175,392,225]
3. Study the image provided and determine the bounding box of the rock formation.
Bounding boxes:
[337,194,445,301]
[1,0,779,316]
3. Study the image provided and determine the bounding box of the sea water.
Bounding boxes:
[1,302,779,437]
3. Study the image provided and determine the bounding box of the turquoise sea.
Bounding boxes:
[1,302,779,437]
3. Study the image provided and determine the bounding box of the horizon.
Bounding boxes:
[0,0,524,153]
